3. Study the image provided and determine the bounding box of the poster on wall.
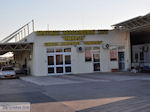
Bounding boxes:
[85,48,92,61]
[110,49,117,61]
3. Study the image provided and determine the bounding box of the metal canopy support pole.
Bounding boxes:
[21,30,23,40]
[24,28,26,37]
[32,20,35,32]
[27,24,30,35]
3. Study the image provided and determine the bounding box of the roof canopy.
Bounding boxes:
[0,43,33,55]
[112,13,150,32]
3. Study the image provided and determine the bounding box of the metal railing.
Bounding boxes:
[0,20,34,43]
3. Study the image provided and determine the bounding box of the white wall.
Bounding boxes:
[24,30,130,76]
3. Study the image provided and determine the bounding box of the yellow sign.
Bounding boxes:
[84,41,103,45]
[37,30,108,36]
[62,30,95,35]
[37,30,98,36]
[37,31,60,36]
[44,42,59,46]
[63,35,85,41]
[44,41,102,46]
[61,42,80,46]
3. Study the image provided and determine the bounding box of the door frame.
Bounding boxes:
[47,48,72,75]
[118,52,126,71]
[91,47,101,72]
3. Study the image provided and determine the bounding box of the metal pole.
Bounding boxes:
[24,28,26,37]
[18,33,20,41]
[15,35,17,42]
[32,20,35,31]
[21,30,23,39]
[27,24,29,35]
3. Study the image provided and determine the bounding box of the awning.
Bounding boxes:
[0,42,33,55]
[112,13,150,32]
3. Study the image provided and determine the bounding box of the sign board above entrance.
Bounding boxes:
[37,30,108,36]
[44,41,103,46]
[63,35,85,41]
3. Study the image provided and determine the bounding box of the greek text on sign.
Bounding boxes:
[63,35,85,41]
[37,30,108,36]
[44,41,103,46]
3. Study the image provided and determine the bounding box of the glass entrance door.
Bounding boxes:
[92,47,100,72]
[56,54,64,74]
[93,53,100,71]
[47,48,71,75]
[48,55,55,74]
[118,52,125,71]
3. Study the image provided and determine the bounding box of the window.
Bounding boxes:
[65,55,71,64]
[56,55,63,65]
[47,48,54,53]
[56,67,63,73]
[48,68,54,73]
[93,54,100,62]
[65,67,71,72]
[85,47,92,62]
[64,48,71,52]
[135,53,138,62]
[48,56,54,65]
[56,49,63,52]
[140,52,144,61]
[93,47,100,53]
[94,63,100,71]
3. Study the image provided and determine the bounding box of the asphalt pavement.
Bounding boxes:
[0,72,150,112]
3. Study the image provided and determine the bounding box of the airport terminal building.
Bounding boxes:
[0,12,150,76]
[0,28,131,76]
[22,30,130,76]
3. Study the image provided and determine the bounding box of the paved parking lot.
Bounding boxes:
[0,72,150,112]
[21,72,150,86]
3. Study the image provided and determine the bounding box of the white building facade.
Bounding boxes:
[21,30,131,76]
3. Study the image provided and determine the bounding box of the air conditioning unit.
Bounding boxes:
[77,45,85,52]
[102,43,110,49]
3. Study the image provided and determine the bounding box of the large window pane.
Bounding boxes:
[64,48,71,52]
[56,49,63,52]
[93,47,100,53]
[56,67,63,73]
[65,67,71,72]
[94,63,100,71]
[48,68,54,73]
[48,56,54,65]
[56,55,63,65]
[65,55,71,64]
[85,47,92,62]
[93,54,100,62]
[47,48,54,53]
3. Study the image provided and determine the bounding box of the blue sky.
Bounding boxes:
[0,0,150,39]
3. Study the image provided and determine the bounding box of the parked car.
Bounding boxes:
[0,66,17,79]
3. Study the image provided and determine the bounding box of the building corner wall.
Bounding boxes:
[125,31,131,71]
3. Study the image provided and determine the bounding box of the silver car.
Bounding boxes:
[0,66,17,79]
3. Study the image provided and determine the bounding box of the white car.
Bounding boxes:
[0,66,17,79]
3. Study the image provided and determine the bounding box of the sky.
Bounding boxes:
[0,0,150,40]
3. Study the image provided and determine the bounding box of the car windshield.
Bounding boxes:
[2,67,14,71]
